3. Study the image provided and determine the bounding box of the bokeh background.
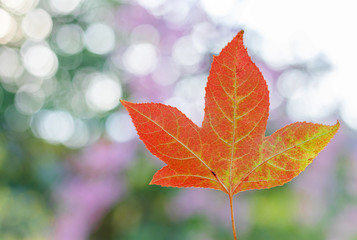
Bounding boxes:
[0,0,356,239]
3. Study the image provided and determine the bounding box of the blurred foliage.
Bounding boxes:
[90,155,234,240]
[0,127,69,238]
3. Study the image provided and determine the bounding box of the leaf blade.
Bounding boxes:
[120,100,224,191]
[201,30,270,191]
[236,121,340,193]
[150,166,222,190]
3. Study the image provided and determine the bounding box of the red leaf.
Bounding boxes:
[121,30,339,196]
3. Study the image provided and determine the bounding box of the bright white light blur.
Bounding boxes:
[0,9,12,37]
[165,75,206,126]
[84,23,115,55]
[277,70,307,99]
[340,103,357,130]
[0,8,17,44]
[200,0,236,18]
[0,47,23,80]
[152,58,180,86]
[23,44,58,78]
[49,0,81,14]
[22,8,52,41]
[234,0,317,68]
[269,91,283,112]
[31,110,74,144]
[85,74,122,112]
[123,43,158,76]
[174,76,206,103]
[40,77,56,97]
[130,24,160,45]
[234,0,344,67]
[64,119,90,148]
[191,22,219,53]
[136,0,166,11]
[264,73,283,111]
[286,77,337,122]
[336,69,357,130]
[1,0,38,15]
[165,97,195,123]
[230,0,357,129]
[163,1,190,24]
[106,112,137,142]
[55,24,84,55]
[15,84,44,115]
[172,36,203,68]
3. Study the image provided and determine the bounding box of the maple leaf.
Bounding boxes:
[121,30,339,239]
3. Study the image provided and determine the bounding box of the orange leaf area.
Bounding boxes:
[121,31,339,196]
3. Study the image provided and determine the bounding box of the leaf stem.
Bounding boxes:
[229,193,237,240]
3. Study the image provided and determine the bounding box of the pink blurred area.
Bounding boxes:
[53,141,135,240]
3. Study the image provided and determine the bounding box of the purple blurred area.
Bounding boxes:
[53,141,135,240]
[0,0,356,239]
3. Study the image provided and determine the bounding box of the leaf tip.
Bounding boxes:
[336,120,340,127]
[120,99,128,105]
[149,178,160,186]
[231,30,245,44]
[120,99,135,110]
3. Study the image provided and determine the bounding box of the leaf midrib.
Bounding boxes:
[228,50,238,195]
